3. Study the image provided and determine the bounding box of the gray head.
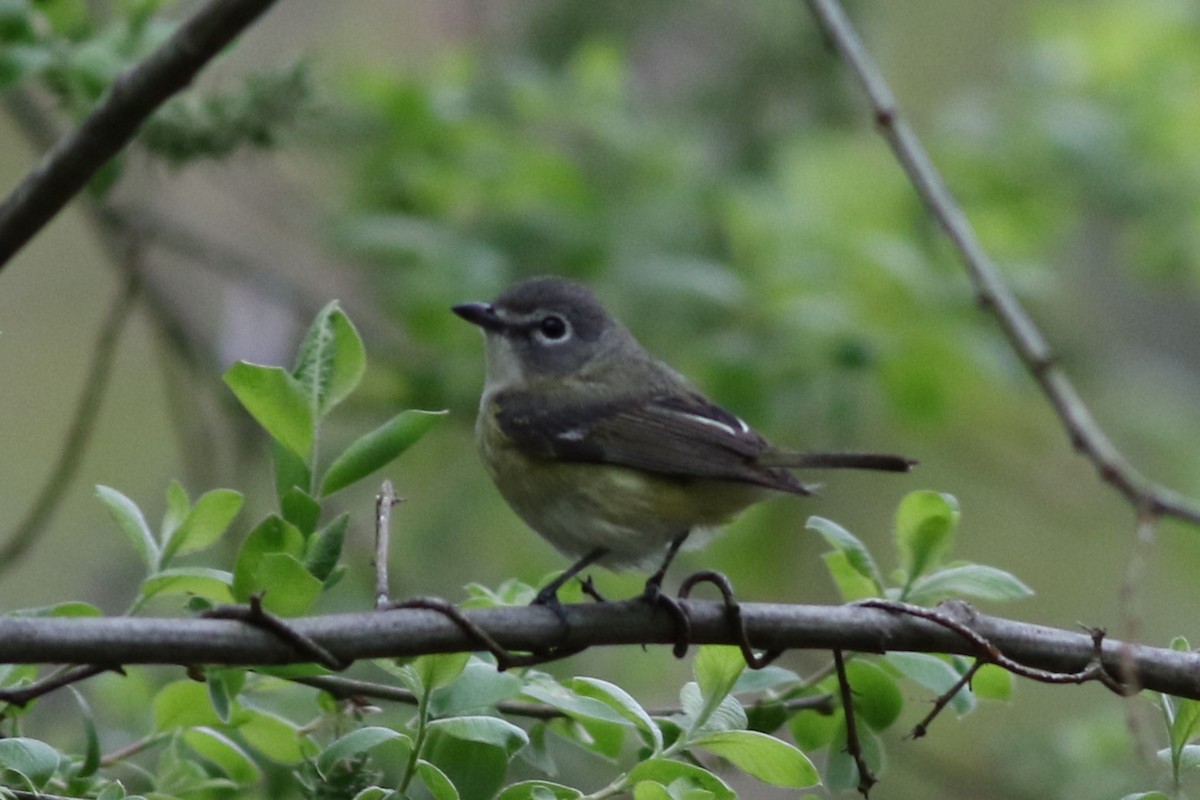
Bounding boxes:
[453,277,638,388]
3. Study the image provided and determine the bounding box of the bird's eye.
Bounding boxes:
[538,315,569,341]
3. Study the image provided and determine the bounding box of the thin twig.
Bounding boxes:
[803,0,1200,528]
[374,482,401,609]
[0,274,140,574]
[834,649,876,797]
[0,0,283,269]
[0,664,118,708]
[909,659,983,740]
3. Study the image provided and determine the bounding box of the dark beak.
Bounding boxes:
[452,301,505,332]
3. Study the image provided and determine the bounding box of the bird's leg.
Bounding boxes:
[640,532,692,656]
[533,547,608,623]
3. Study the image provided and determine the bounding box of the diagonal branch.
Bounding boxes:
[1,601,1199,700]
[803,0,1200,528]
[0,0,282,270]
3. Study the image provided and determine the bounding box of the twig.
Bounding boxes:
[909,659,983,740]
[677,570,784,668]
[374,482,401,609]
[0,664,118,708]
[834,649,876,797]
[203,594,349,671]
[0,0,283,269]
[291,673,835,719]
[803,0,1200,528]
[0,274,139,574]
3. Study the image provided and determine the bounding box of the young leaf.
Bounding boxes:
[238,706,312,763]
[291,301,366,419]
[970,664,1013,701]
[626,759,735,800]
[161,488,244,563]
[96,485,158,569]
[806,516,885,591]
[69,687,100,778]
[154,681,223,730]
[140,567,234,604]
[248,553,323,616]
[694,646,745,705]
[271,439,312,501]
[317,727,410,776]
[571,677,663,752]
[281,487,321,536]
[319,409,446,497]
[223,362,314,458]
[821,551,882,602]
[162,480,191,540]
[232,515,305,602]
[894,491,960,586]
[183,727,262,784]
[906,564,1033,605]
[495,780,583,800]
[416,759,460,800]
[426,716,529,755]
[521,682,631,727]
[691,730,819,788]
[0,738,60,789]
[414,652,472,694]
[429,661,523,717]
[305,513,348,583]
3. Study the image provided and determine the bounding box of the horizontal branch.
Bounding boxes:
[2,600,1198,699]
[0,0,281,270]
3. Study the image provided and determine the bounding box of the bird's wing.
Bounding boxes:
[492,390,809,494]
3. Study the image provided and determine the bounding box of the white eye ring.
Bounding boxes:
[534,314,571,344]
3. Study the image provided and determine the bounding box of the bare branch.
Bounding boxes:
[803,0,1200,527]
[1,601,1199,700]
[0,0,282,269]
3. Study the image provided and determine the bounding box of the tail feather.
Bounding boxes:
[759,451,916,472]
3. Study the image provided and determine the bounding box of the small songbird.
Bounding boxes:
[454,277,912,607]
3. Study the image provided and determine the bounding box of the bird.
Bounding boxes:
[453,276,913,609]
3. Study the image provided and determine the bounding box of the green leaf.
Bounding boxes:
[317,727,410,776]
[571,677,662,751]
[1121,793,1171,800]
[694,646,745,705]
[679,682,747,734]
[692,730,819,788]
[162,480,191,541]
[894,491,960,585]
[154,681,223,730]
[69,687,100,777]
[415,652,471,693]
[0,738,60,789]
[232,515,305,602]
[430,661,523,716]
[223,361,315,458]
[522,682,632,727]
[96,485,158,569]
[305,513,348,583]
[140,567,234,604]
[292,301,366,419]
[885,653,975,715]
[627,759,734,800]
[238,706,311,764]
[8,601,102,617]
[970,664,1013,701]
[319,410,446,496]
[730,666,801,695]
[183,728,261,784]
[496,780,583,800]
[272,439,312,501]
[842,661,903,731]
[1171,699,1200,756]
[205,668,244,724]
[249,553,324,616]
[788,698,838,751]
[906,564,1033,605]
[427,716,529,755]
[416,759,460,800]
[161,489,244,563]
[806,516,885,591]
[821,551,882,602]
[281,487,321,536]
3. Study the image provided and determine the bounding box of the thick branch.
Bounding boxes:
[2,601,1198,699]
[0,0,281,269]
[804,0,1200,527]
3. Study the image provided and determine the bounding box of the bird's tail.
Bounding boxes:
[759,451,916,472]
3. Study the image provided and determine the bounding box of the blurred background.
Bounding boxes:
[2,0,1200,796]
